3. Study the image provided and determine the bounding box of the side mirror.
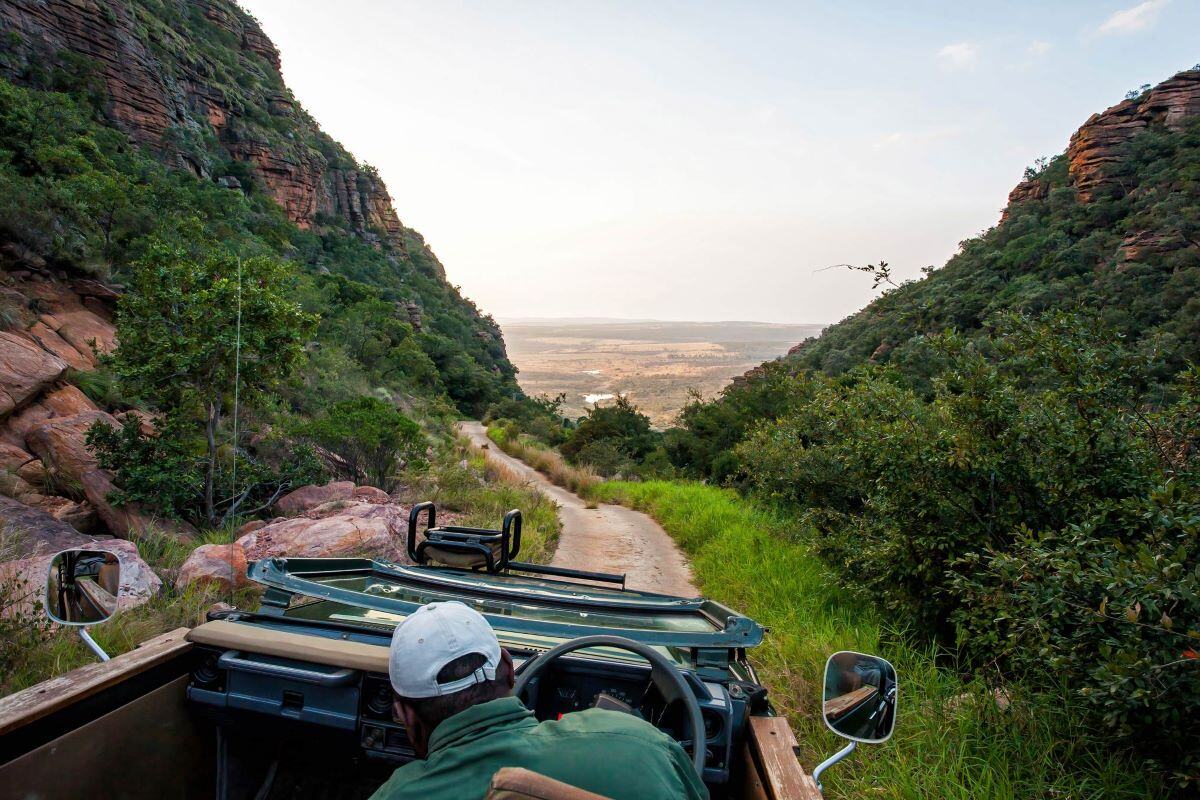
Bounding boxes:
[45,549,122,661]
[822,650,897,743]
[812,650,898,791]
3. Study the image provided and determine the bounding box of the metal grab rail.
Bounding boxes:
[217,650,357,686]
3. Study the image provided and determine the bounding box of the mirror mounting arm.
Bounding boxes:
[811,740,855,792]
[77,628,110,662]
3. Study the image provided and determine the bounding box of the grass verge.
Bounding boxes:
[593,480,1161,800]
[485,424,601,500]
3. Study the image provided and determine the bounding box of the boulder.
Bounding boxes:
[352,485,392,504]
[0,442,35,473]
[15,458,47,485]
[274,480,356,516]
[2,385,101,448]
[26,321,93,371]
[0,332,69,418]
[235,519,266,536]
[0,469,39,501]
[26,410,117,482]
[46,309,116,367]
[237,501,407,561]
[32,496,99,534]
[176,543,251,592]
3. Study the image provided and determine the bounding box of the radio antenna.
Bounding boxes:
[230,256,243,522]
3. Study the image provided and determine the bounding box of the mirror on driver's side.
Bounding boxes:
[823,650,897,743]
[45,549,121,626]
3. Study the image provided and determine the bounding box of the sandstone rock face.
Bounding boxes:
[274,481,358,517]
[1000,178,1050,222]
[0,0,408,247]
[1067,70,1200,202]
[1118,229,1184,264]
[0,332,68,418]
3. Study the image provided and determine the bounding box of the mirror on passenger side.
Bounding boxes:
[45,549,122,626]
[823,650,897,743]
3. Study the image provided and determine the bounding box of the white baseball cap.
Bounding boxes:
[388,601,501,698]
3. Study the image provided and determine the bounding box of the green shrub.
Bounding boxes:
[561,395,659,466]
[296,396,424,491]
[734,314,1199,786]
[87,415,325,526]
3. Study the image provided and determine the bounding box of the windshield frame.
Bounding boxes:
[248,556,765,652]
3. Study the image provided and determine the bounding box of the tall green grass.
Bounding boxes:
[486,423,601,498]
[594,481,1161,800]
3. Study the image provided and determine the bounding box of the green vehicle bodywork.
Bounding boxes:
[251,557,765,681]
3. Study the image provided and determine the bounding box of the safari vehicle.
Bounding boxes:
[0,504,897,800]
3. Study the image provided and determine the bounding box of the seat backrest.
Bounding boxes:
[485,768,612,800]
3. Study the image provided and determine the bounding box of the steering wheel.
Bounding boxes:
[514,634,707,778]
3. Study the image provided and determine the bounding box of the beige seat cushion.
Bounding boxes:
[486,768,611,800]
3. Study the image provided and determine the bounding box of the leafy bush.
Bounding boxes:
[87,415,325,526]
[734,314,1200,786]
[484,394,571,446]
[560,396,659,468]
[296,397,425,491]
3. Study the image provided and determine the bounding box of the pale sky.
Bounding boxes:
[239,0,1199,325]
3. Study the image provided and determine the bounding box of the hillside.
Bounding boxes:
[787,69,1200,383]
[0,0,517,413]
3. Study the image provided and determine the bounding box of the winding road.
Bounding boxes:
[458,422,697,597]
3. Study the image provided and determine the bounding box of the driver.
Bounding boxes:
[369,601,708,800]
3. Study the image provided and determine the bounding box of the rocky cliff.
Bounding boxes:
[782,66,1200,379]
[0,0,408,251]
[0,0,519,545]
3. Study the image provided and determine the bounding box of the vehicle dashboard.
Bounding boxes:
[186,640,743,787]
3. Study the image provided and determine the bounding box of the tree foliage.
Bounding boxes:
[732,315,1199,784]
[103,244,315,524]
[295,397,425,491]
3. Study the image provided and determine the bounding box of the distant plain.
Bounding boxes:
[500,318,825,427]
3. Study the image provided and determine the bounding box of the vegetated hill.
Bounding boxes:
[0,0,517,413]
[787,68,1200,384]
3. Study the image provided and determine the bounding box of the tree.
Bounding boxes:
[561,395,658,466]
[296,397,425,490]
[105,242,315,525]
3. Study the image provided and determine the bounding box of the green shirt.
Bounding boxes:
[369,696,709,800]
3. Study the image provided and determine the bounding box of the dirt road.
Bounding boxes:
[458,422,697,597]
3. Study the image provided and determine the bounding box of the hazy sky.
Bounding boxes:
[239,0,1199,325]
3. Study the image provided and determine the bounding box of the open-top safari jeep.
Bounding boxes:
[0,504,896,800]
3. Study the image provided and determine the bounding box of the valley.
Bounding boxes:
[501,318,824,426]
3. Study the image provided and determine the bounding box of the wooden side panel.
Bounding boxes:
[0,675,215,800]
[741,745,772,800]
[0,627,192,736]
[746,716,824,800]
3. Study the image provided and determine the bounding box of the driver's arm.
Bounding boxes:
[667,739,710,800]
